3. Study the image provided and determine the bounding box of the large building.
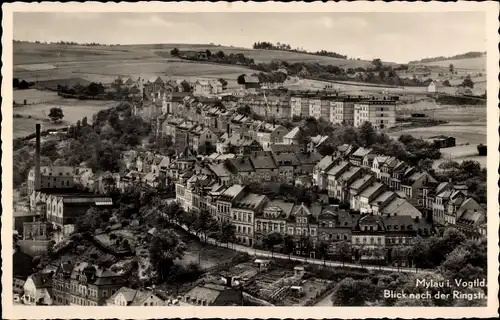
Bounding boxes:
[52,262,127,306]
[354,99,396,129]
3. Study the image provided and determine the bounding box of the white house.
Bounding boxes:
[427,81,437,93]
[106,287,166,306]
[23,273,53,305]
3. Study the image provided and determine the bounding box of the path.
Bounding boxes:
[176,224,427,274]
[313,291,334,306]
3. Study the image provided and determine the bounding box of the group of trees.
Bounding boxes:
[252,41,348,59]
[172,47,256,67]
[57,82,109,99]
[13,78,34,90]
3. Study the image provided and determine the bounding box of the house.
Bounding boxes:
[273,152,300,183]
[283,127,305,145]
[432,184,468,225]
[427,81,437,93]
[295,151,322,176]
[23,272,53,305]
[351,215,386,261]
[335,144,356,159]
[313,155,337,190]
[326,161,351,197]
[183,283,242,306]
[287,203,321,257]
[231,193,268,246]
[106,287,165,306]
[454,198,486,239]
[255,200,295,244]
[225,157,255,184]
[333,166,363,203]
[242,76,261,89]
[194,80,212,96]
[249,152,278,182]
[63,262,128,306]
[350,147,374,166]
[51,261,74,305]
[190,126,217,153]
[317,207,354,245]
[400,171,437,200]
[353,182,386,213]
[377,197,423,219]
[348,174,376,208]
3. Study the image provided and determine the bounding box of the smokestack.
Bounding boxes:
[35,124,41,191]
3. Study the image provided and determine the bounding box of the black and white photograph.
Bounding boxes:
[2,2,499,319]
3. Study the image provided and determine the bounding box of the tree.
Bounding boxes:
[462,75,474,88]
[205,49,212,58]
[442,80,451,87]
[219,221,236,247]
[237,74,246,85]
[372,58,383,71]
[331,277,379,306]
[148,229,187,282]
[417,159,434,172]
[236,105,252,117]
[48,107,64,123]
[170,48,179,56]
[317,240,329,265]
[333,241,351,266]
[449,63,454,73]
[262,232,283,258]
[358,122,377,147]
[215,50,225,60]
[193,209,212,242]
[283,235,295,258]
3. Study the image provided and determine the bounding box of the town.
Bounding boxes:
[11,13,488,309]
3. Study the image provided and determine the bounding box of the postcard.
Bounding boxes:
[2,1,499,319]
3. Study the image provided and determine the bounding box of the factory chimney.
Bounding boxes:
[35,123,41,191]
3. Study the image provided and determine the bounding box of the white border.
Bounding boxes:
[2,2,499,319]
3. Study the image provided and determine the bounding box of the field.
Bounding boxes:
[13,89,59,104]
[416,56,486,71]
[13,97,118,138]
[13,42,387,84]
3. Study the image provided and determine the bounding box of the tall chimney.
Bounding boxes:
[35,123,41,191]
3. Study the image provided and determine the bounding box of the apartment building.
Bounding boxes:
[354,99,396,129]
[330,99,356,126]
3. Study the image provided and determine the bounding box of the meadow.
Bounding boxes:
[13,89,60,105]
[13,98,118,138]
[417,56,486,71]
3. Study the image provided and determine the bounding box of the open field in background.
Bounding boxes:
[13,99,118,138]
[415,56,486,71]
[397,102,487,123]
[14,41,390,70]
[389,122,486,145]
[13,89,60,104]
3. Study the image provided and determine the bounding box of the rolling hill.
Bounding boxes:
[14,41,389,69]
[409,52,486,71]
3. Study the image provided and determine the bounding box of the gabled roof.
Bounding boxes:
[359,182,385,199]
[249,154,277,170]
[381,197,422,218]
[326,161,350,177]
[351,147,373,158]
[283,127,302,140]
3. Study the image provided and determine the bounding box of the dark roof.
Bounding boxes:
[227,157,254,173]
[249,155,277,170]
[270,144,303,154]
[30,272,53,288]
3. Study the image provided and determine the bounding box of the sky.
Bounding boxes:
[13,12,486,63]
